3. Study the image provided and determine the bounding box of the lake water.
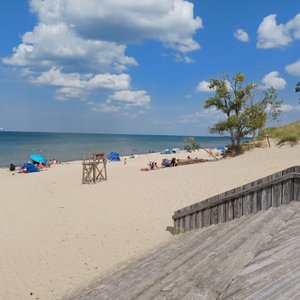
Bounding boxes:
[0,131,245,167]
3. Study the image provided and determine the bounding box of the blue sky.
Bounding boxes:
[0,0,299,135]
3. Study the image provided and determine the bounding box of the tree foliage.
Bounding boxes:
[296,82,300,101]
[204,73,282,153]
[184,136,200,152]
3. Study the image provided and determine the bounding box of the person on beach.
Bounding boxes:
[9,163,16,171]
[171,157,177,167]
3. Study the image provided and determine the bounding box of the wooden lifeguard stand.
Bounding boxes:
[82,152,107,184]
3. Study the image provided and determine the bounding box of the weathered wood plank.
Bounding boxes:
[203,208,211,227]
[190,213,197,230]
[173,167,300,233]
[211,206,218,224]
[197,211,204,228]
[218,203,226,223]
[184,215,191,232]
[251,192,257,213]
[294,178,300,201]
[272,183,281,207]
[234,197,243,218]
[174,219,180,234]
[282,180,292,204]
[261,187,272,210]
[179,217,185,233]
[242,194,252,215]
[226,201,234,221]
[67,203,300,300]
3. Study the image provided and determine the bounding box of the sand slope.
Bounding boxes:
[0,143,299,299]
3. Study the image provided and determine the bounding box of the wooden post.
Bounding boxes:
[185,215,191,232]
[218,203,226,223]
[226,201,234,221]
[266,134,271,147]
[190,213,197,230]
[242,194,251,215]
[294,178,300,201]
[174,219,180,234]
[203,208,211,227]
[179,217,185,233]
[261,187,272,210]
[211,206,218,224]
[282,180,292,204]
[234,197,242,218]
[272,184,281,207]
[197,211,204,228]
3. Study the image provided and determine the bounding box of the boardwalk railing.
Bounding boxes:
[173,166,300,234]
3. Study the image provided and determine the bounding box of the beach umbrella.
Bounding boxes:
[30,153,47,164]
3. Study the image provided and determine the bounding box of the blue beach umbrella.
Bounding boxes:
[30,153,47,163]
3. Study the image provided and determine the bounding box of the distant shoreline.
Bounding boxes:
[0,131,245,168]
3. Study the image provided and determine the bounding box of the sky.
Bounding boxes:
[0,0,299,135]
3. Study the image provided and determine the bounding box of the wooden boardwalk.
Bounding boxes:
[64,202,300,299]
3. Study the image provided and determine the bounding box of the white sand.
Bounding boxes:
[0,143,299,299]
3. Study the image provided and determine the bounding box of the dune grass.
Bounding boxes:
[260,120,300,146]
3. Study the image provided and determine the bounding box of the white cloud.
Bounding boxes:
[32,67,130,90]
[178,108,223,124]
[55,87,87,101]
[3,0,202,108]
[92,103,120,113]
[261,71,286,90]
[196,81,215,92]
[280,104,300,112]
[31,67,131,100]
[196,80,231,92]
[266,103,300,113]
[29,0,202,53]
[285,59,300,76]
[234,29,249,42]
[92,89,151,114]
[257,14,300,49]
[174,53,194,64]
[3,23,137,73]
[108,90,151,108]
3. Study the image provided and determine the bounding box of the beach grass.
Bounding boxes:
[259,120,300,146]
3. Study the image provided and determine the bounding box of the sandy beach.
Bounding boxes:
[0,143,299,300]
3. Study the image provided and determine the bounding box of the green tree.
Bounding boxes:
[296,82,300,101]
[184,136,219,160]
[184,136,200,152]
[204,73,282,153]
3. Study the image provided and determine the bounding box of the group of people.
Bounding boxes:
[140,161,159,171]
[140,157,178,171]
[8,158,61,173]
[34,158,61,169]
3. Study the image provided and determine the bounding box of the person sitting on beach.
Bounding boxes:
[171,157,177,167]
[161,159,171,168]
[9,163,16,171]
[140,167,150,171]
[38,162,44,169]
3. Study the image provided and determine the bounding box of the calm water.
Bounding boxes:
[0,131,245,167]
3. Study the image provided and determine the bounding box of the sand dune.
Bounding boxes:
[0,143,299,299]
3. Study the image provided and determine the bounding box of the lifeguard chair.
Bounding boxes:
[82,152,107,184]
